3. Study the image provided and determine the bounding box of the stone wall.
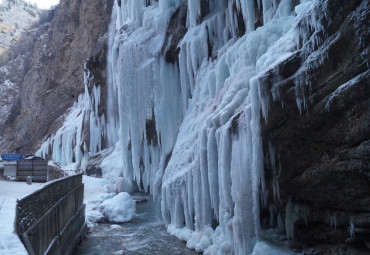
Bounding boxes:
[15,173,85,255]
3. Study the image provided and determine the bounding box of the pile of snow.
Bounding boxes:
[100,192,136,223]
[168,224,214,253]
[82,176,136,225]
[83,175,110,223]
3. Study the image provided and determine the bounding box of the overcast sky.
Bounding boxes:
[27,0,60,9]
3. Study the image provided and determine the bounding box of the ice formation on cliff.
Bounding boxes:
[36,0,329,253]
[37,65,107,170]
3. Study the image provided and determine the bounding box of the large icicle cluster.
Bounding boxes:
[107,0,315,254]
[107,0,185,194]
[161,6,298,254]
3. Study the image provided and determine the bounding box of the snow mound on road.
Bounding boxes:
[100,192,136,223]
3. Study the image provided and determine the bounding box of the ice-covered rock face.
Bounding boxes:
[37,61,109,170]
[34,0,369,253]
[106,0,311,253]
[36,0,311,253]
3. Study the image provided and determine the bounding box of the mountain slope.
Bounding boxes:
[0,0,113,153]
[0,0,41,60]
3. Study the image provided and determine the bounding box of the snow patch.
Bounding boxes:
[324,71,368,111]
[0,180,46,255]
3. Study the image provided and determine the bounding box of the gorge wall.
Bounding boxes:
[0,0,369,254]
[0,0,42,140]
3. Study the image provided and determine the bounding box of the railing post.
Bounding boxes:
[56,207,59,244]
[47,161,49,182]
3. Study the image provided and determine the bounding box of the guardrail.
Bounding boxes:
[62,169,78,177]
[15,173,86,255]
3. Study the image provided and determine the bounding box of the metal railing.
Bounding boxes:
[16,173,83,234]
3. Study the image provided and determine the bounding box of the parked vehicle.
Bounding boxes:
[24,155,44,160]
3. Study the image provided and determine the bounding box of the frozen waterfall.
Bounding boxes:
[36,0,327,253]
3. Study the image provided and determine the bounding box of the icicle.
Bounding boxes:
[330,213,338,231]
[285,199,295,240]
[349,218,355,238]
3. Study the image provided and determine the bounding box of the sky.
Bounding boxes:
[27,0,60,9]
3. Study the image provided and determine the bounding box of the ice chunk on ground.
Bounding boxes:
[100,192,136,223]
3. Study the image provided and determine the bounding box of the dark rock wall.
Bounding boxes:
[0,0,113,153]
[161,2,187,64]
[260,0,370,252]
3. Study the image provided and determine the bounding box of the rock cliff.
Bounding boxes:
[259,0,370,252]
[0,0,42,139]
[0,0,113,153]
[0,0,41,60]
